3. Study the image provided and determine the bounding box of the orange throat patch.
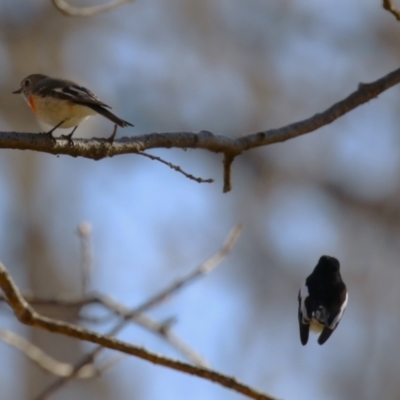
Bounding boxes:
[28,96,37,113]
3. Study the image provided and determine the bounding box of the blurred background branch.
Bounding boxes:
[0,328,104,378]
[0,292,210,366]
[51,0,135,17]
[0,225,258,400]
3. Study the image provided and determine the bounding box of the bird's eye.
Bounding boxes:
[24,79,30,87]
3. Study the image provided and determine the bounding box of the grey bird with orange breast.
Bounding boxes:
[13,74,133,142]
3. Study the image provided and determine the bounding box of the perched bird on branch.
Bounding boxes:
[13,74,133,142]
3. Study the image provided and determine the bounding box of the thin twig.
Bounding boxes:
[0,329,99,378]
[130,313,209,368]
[51,0,134,17]
[123,224,242,316]
[77,222,93,296]
[222,153,236,193]
[138,151,213,184]
[383,0,400,20]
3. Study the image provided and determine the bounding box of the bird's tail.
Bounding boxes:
[312,306,328,327]
[87,104,133,127]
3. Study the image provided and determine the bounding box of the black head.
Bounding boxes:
[314,255,340,274]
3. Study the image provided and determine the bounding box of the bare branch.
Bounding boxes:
[138,151,213,184]
[0,259,276,400]
[0,293,209,366]
[80,294,209,366]
[6,66,400,191]
[383,0,400,20]
[51,0,135,17]
[5,225,249,399]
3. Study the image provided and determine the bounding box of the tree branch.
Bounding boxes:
[0,293,208,368]
[383,0,400,20]
[51,0,135,17]
[2,225,258,399]
[1,223,243,379]
[0,259,276,400]
[132,313,209,368]
[6,66,400,191]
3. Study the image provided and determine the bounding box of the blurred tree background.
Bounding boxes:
[1,0,400,399]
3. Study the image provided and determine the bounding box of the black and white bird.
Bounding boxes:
[298,255,348,345]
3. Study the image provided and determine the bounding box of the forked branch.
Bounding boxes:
[0,226,277,400]
[6,67,400,191]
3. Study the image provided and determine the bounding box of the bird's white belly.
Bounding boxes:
[28,96,96,128]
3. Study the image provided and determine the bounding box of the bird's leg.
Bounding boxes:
[106,124,118,143]
[93,124,118,144]
[43,120,65,142]
[61,126,78,146]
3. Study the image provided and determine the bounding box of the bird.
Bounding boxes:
[13,74,133,142]
[298,255,348,345]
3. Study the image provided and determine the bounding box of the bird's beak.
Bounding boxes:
[12,88,22,94]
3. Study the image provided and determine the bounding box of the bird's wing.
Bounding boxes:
[318,327,334,345]
[299,281,310,322]
[35,78,112,109]
[328,291,348,329]
[298,286,310,345]
[317,289,348,344]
